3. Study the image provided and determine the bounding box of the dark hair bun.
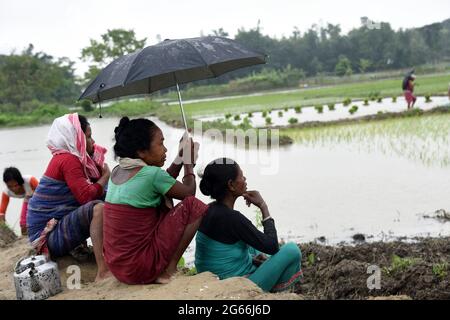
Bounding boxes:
[199,158,239,201]
[114,116,130,139]
[199,177,212,196]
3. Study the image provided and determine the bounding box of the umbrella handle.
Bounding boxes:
[176,82,189,133]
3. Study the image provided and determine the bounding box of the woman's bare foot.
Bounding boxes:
[154,270,175,284]
[95,270,114,282]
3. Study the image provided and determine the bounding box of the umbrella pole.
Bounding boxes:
[176,83,189,132]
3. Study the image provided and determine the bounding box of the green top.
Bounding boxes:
[105,166,176,208]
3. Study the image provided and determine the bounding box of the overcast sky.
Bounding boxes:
[1,0,449,76]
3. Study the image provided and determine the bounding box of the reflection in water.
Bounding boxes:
[0,117,449,262]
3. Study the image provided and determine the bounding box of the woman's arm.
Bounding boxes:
[231,212,279,255]
[0,192,10,220]
[30,177,39,191]
[165,164,196,200]
[61,157,107,204]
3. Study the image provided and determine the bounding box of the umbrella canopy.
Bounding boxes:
[402,69,415,90]
[79,36,267,103]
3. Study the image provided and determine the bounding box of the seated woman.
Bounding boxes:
[27,113,111,281]
[103,117,208,285]
[195,158,303,293]
[1,167,39,235]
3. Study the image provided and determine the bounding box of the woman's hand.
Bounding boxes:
[178,132,200,166]
[252,253,268,267]
[102,163,111,179]
[243,191,266,209]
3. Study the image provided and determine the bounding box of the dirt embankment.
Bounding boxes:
[0,227,298,300]
[1,225,448,300]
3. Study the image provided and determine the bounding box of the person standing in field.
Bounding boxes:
[402,73,417,110]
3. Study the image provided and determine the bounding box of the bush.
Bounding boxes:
[284,107,289,112]
[248,112,253,118]
[425,94,432,103]
[265,117,272,125]
[225,113,232,119]
[392,96,397,103]
[262,111,268,117]
[294,106,302,113]
[363,99,369,106]
[288,117,298,125]
[369,91,380,101]
[315,105,324,113]
[343,98,352,107]
[328,103,335,111]
[349,105,358,115]
[234,114,241,121]
[278,111,284,117]
[80,99,93,112]
[377,97,383,103]
[30,103,69,118]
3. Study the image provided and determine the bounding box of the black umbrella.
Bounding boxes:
[402,69,415,90]
[79,36,267,130]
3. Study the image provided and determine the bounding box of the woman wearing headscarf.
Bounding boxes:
[27,113,111,281]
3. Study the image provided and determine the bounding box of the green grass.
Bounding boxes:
[383,255,420,276]
[432,263,448,280]
[306,253,316,267]
[281,110,450,167]
[163,73,450,118]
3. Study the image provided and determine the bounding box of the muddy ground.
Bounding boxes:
[1,223,449,300]
[296,238,450,300]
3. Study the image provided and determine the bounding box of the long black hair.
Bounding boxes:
[78,114,89,134]
[199,158,239,201]
[113,116,159,159]
[3,167,24,185]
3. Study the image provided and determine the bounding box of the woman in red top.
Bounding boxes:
[404,74,417,110]
[0,167,39,235]
[27,113,111,281]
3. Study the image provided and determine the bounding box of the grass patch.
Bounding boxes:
[432,263,448,280]
[162,73,450,118]
[281,107,450,167]
[383,255,419,276]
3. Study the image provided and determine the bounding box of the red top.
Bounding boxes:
[45,153,103,205]
[0,177,39,215]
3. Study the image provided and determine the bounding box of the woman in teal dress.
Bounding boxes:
[195,158,303,292]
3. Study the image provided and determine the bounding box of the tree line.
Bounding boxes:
[1,19,449,113]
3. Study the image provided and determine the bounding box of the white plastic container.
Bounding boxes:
[14,255,62,300]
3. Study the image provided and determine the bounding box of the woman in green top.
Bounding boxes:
[195,158,303,292]
[103,117,208,285]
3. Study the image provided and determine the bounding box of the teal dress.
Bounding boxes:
[195,202,303,292]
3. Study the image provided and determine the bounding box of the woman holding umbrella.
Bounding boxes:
[403,72,417,110]
[103,117,208,284]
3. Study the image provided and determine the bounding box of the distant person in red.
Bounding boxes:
[0,167,39,236]
[403,73,417,110]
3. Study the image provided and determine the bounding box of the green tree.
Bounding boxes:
[359,58,372,73]
[80,29,147,84]
[335,55,353,76]
[0,44,79,112]
[210,28,229,37]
